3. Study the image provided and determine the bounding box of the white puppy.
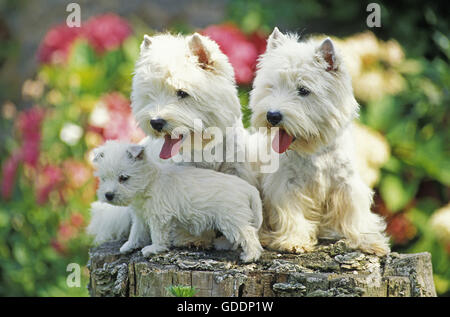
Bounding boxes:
[249,28,390,256]
[93,140,263,263]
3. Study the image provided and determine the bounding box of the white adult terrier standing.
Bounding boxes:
[88,33,260,248]
[249,28,390,255]
[93,141,263,263]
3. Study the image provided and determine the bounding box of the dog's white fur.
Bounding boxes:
[87,201,132,245]
[249,28,390,255]
[87,33,259,247]
[93,140,263,262]
[131,32,257,186]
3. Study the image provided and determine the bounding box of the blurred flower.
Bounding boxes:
[37,24,82,64]
[16,107,45,167]
[50,239,66,254]
[430,203,450,243]
[57,222,76,241]
[1,153,21,200]
[36,165,63,205]
[70,212,85,228]
[354,123,390,187]
[63,160,91,189]
[387,213,417,245]
[89,93,145,142]
[37,13,132,65]
[22,79,45,100]
[46,90,63,105]
[336,32,407,103]
[89,101,110,127]
[60,122,83,146]
[84,131,104,149]
[201,23,266,84]
[82,13,132,54]
[1,101,16,120]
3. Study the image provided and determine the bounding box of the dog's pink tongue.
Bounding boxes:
[272,129,294,154]
[160,135,183,159]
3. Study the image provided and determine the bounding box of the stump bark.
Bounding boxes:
[87,239,436,297]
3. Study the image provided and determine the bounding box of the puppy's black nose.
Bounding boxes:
[150,118,166,132]
[105,192,115,201]
[266,111,283,126]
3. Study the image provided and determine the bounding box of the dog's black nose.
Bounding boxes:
[105,192,115,201]
[150,118,167,132]
[266,111,283,126]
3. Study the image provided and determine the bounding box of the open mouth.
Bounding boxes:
[159,133,184,159]
[272,128,294,154]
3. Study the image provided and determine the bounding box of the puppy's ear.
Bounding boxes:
[140,34,152,51]
[127,145,145,161]
[267,27,286,50]
[188,33,213,70]
[92,148,104,165]
[317,37,338,71]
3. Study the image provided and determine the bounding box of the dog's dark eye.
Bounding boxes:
[297,86,310,97]
[176,90,189,99]
[119,175,130,183]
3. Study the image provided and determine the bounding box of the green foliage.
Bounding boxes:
[166,285,198,297]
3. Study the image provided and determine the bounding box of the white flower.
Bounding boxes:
[430,203,450,241]
[60,122,83,146]
[89,101,110,127]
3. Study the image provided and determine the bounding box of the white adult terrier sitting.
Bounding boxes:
[88,33,259,247]
[249,28,390,256]
[92,140,263,263]
[131,32,257,185]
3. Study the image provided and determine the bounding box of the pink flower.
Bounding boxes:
[82,13,132,54]
[63,159,91,189]
[37,24,82,64]
[201,24,267,85]
[1,153,21,200]
[37,13,132,65]
[91,93,145,142]
[70,213,84,228]
[36,165,63,205]
[16,107,44,167]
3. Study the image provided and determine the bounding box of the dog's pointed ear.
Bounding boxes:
[92,149,104,165]
[127,145,145,161]
[140,34,152,51]
[189,33,213,70]
[267,27,286,50]
[317,37,338,71]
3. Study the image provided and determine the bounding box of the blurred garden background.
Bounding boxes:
[0,0,448,296]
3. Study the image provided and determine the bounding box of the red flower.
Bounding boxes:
[386,213,417,245]
[82,13,132,54]
[16,107,45,167]
[201,24,267,85]
[37,24,82,64]
[91,93,145,142]
[36,165,63,205]
[70,213,85,228]
[1,152,21,200]
[63,160,91,189]
[37,13,132,65]
[51,239,66,254]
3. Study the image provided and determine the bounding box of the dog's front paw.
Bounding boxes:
[360,242,391,256]
[141,244,167,257]
[120,241,136,254]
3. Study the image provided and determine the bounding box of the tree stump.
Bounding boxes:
[87,239,436,297]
